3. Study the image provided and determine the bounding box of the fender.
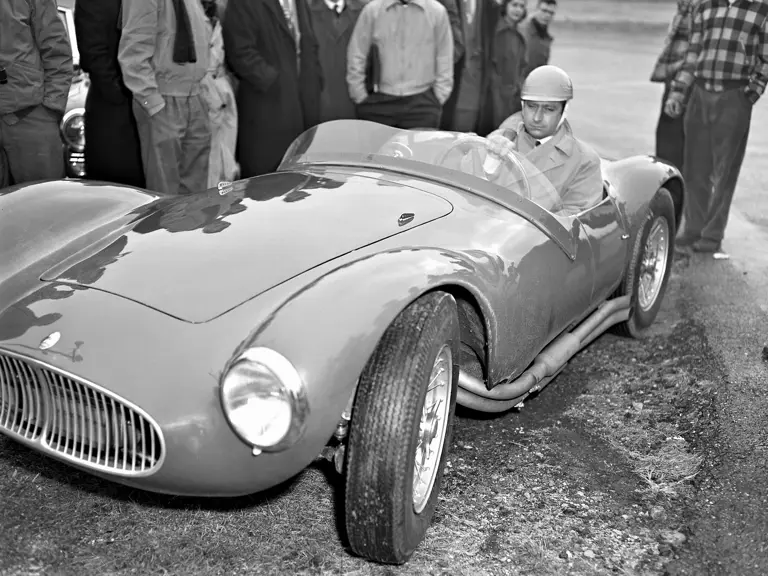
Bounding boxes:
[604,155,684,243]
[228,247,498,459]
[0,180,158,285]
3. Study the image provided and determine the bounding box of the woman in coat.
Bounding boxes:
[490,0,528,128]
[200,0,239,187]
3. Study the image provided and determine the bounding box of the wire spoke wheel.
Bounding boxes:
[637,217,670,312]
[413,344,452,514]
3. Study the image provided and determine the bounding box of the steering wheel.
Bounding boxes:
[378,140,413,160]
[435,135,531,200]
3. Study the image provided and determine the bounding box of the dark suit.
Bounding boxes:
[308,0,363,123]
[74,0,145,187]
[223,0,323,177]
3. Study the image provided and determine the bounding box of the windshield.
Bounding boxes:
[278,120,564,214]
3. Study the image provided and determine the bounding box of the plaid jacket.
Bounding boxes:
[670,0,768,98]
[651,0,697,82]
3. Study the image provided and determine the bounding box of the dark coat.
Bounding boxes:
[437,0,466,130]
[476,0,503,136]
[223,0,323,177]
[308,0,363,123]
[490,18,527,127]
[519,16,552,77]
[74,0,145,187]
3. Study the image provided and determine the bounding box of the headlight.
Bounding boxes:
[60,108,85,152]
[220,347,309,453]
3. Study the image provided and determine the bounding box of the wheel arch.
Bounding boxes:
[605,155,684,241]
[661,174,685,231]
[237,248,498,457]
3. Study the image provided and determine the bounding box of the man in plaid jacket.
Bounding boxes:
[650,0,697,171]
[664,0,768,255]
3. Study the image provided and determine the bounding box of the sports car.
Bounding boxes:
[0,119,683,564]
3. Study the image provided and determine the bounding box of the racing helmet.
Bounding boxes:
[521,65,574,102]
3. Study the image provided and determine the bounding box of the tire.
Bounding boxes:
[344,291,460,564]
[614,187,676,338]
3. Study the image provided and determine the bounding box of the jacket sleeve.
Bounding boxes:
[346,4,374,104]
[559,147,603,216]
[669,3,702,99]
[433,6,454,104]
[32,0,74,114]
[748,14,768,100]
[74,0,128,104]
[118,0,165,115]
[222,0,279,93]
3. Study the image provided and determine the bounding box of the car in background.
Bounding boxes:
[58,0,88,178]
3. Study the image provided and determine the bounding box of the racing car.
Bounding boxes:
[0,119,683,564]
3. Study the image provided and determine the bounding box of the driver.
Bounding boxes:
[486,65,603,216]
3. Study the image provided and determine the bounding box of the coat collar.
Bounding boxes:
[513,118,575,173]
[384,0,427,10]
[308,0,362,39]
[266,0,297,43]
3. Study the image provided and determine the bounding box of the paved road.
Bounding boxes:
[552,23,768,575]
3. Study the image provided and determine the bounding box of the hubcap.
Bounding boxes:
[413,344,452,514]
[637,217,669,312]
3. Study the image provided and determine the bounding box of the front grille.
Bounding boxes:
[0,350,164,477]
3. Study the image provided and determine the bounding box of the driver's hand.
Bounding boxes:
[663,92,685,118]
[486,134,516,157]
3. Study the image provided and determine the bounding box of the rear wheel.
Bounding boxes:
[344,291,460,564]
[614,187,676,338]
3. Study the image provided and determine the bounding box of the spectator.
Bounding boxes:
[449,0,501,133]
[119,0,212,195]
[308,0,365,123]
[490,0,528,127]
[347,0,454,129]
[650,0,697,172]
[664,0,767,255]
[436,0,466,130]
[223,0,323,177]
[0,0,73,187]
[519,0,556,76]
[200,0,239,187]
[75,0,145,188]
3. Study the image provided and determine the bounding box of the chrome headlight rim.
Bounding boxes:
[60,107,85,153]
[220,347,310,453]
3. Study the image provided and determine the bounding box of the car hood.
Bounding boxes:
[42,171,453,322]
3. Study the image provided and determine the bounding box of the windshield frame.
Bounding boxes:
[278,121,579,259]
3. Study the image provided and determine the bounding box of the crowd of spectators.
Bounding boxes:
[0,0,559,191]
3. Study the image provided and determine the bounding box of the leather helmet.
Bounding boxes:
[521,65,574,102]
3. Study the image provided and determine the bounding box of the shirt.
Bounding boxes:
[324,0,345,11]
[346,0,454,104]
[670,0,768,98]
[650,0,697,82]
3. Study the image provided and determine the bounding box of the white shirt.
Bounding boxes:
[325,0,345,12]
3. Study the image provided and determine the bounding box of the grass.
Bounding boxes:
[0,264,715,575]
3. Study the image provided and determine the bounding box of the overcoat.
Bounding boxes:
[308,0,363,123]
[493,112,603,215]
[489,17,527,128]
[223,0,323,177]
[74,0,145,187]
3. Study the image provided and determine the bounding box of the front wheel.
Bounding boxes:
[344,291,460,564]
[614,187,676,338]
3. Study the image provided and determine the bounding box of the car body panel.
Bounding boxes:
[0,120,683,497]
[41,172,454,323]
